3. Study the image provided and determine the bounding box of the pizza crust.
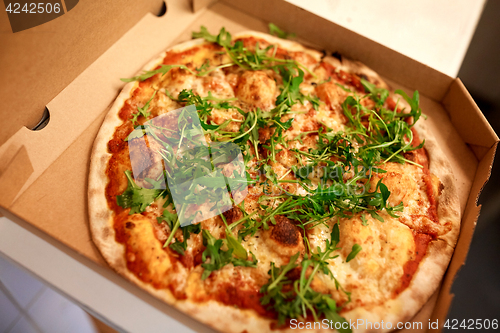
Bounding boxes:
[88,31,461,333]
[236,31,323,60]
[88,80,133,273]
[415,120,461,248]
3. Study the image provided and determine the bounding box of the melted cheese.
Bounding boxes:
[308,214,414,310]
[236,70,277,110]
[123,215,179,285]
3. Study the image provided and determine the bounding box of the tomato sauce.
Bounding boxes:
[319,62,365,92]
[389,97,439,225]
[213,282,273,318]
[385,97,441,294]
[409,128,439,223]
[162,46,200,65]
[394,233,432,295]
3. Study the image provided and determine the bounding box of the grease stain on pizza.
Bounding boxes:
[102,227,110,239]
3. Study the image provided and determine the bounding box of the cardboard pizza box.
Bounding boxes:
[0,0,497,331]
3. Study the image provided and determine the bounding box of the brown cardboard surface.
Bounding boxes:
[443,79,498,158]
[0,0,206,207]
[0,0,498,332]
[0,0,165,146]
[0,146,33,207]
[193,0,217,13]
[7,106,108,264]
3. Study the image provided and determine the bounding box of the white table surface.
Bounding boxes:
[0,0,486,332]
[287,0,485,77]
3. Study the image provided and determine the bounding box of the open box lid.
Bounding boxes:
[0,0,498,331]
[0,0,165,144]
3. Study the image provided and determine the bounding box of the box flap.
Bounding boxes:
[0,0,165,147]
[222,0,454,102]
[443,79,498,159]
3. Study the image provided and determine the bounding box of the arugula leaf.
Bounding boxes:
[259,254,300,325]
[157,205,200,256]
[175,89,242,126]
[195,59,210,72]
[370,211,384,222]
[260,226,351,330]
[331,222,340,247]
[294,163,315,180]
[232,251,258,268]
[394,89,424,124]
[169,223,202,256]
[192,26,314,77]
[201,230,257,279]
[116,170,163,214]
[268,23,295,39]
[200,121,219,130]
[360,215,368,226]
[201,229,233,280]
[193,26,231,47]
[157,209,177,228]
[340,93,425,167]
[225,232,248,259]
[346,244,362,262]
[125,125,148,141]
[264,252,300,293]
[321,305,351,333]
[361,78,389,107]
[131,91,157,125]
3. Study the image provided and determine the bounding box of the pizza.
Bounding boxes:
[88,26,460,332]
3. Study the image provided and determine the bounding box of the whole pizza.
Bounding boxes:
[88,26,460,332]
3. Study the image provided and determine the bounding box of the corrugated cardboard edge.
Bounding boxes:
[0,145,33,208]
